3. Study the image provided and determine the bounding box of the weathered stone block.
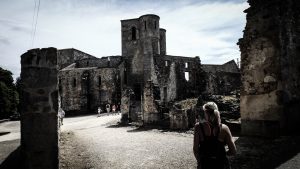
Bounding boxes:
[20,48,59,169]
[239,0,300,136]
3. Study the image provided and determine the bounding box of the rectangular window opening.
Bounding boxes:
[163,87,167,102]
[185,72,190,81]
[98,76,101,87]
[165,60,168,67]
[73,78,76,87]
[185,62,188,68]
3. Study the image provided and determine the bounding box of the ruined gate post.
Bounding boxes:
[20,48,59,169]
[239,0,300,136]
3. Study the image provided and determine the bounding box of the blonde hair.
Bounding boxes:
[203,102,221,127]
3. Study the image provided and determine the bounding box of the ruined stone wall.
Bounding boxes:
[121,18,143,84]
[59,67,121,115]
[20,48,59,169]
[205,72,241,95]
[75,56,123,68]
[57,48,95,70]
[202,60,239,73]
[239,0,300,136]
[202,60,241,95]
[121,15,163,123]
[143,81,160,123]
[159,29,166,55]
[155,55,204,102]
[222,60,239,73]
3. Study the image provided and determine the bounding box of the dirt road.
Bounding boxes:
[60,114,197,169]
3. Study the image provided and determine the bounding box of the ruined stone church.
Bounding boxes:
[54,14,240,124]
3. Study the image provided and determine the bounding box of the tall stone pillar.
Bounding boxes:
[20,47,59,169]
[239,0,300,136]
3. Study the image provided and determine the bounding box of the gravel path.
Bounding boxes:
[1,115,299,169]
[60,114,197,169]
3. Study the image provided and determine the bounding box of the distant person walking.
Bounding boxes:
[106,104,111,115]
[58,108,65,126]
[97,107,102,117]
[112,104,116,114]
[193,102,236,169]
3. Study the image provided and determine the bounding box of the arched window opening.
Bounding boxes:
[154,21,157,29]
[131,27,137,40]
[144,21,147,30]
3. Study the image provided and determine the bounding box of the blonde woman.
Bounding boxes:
[193,102,236,169]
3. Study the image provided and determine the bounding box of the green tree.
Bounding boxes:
[15,77,22,114]
[0,67,19,119]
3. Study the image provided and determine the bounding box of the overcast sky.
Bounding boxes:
[0,0,248,80]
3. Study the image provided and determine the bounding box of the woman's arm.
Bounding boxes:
[193,123,201,161]
[224,125,237,156]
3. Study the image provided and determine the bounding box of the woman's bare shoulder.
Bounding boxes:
[221,123,231,133]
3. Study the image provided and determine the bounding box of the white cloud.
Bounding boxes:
[0,0,248,80]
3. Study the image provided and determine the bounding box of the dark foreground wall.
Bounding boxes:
[239,0,300,136]
[20,48,59,169]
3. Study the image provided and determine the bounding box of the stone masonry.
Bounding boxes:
[54,14,238,126]
[20,48,59,169]
[21,14,240,134]
[239,0,300,136]
[202,60,241,95]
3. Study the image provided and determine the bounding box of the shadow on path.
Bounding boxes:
[106,123,194,134]
[231,136,300,169]
[0,146,23,169]
[0,132,10,136]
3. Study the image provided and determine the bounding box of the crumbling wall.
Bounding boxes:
[57,48,95,70]
[205,71,241,95]
[239,0,300,136]
[59,67,121,115]
[220,60,239,73]
[121,88,130,123]
[75,56,123,68]
[202,60,241,95]
[143,81,159,123]
[159,29,166,55]
[169,105,189,130]
[155,55,204,102]
[121,15,162,124]
[20,48,59,169]
[166,62,177,102]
